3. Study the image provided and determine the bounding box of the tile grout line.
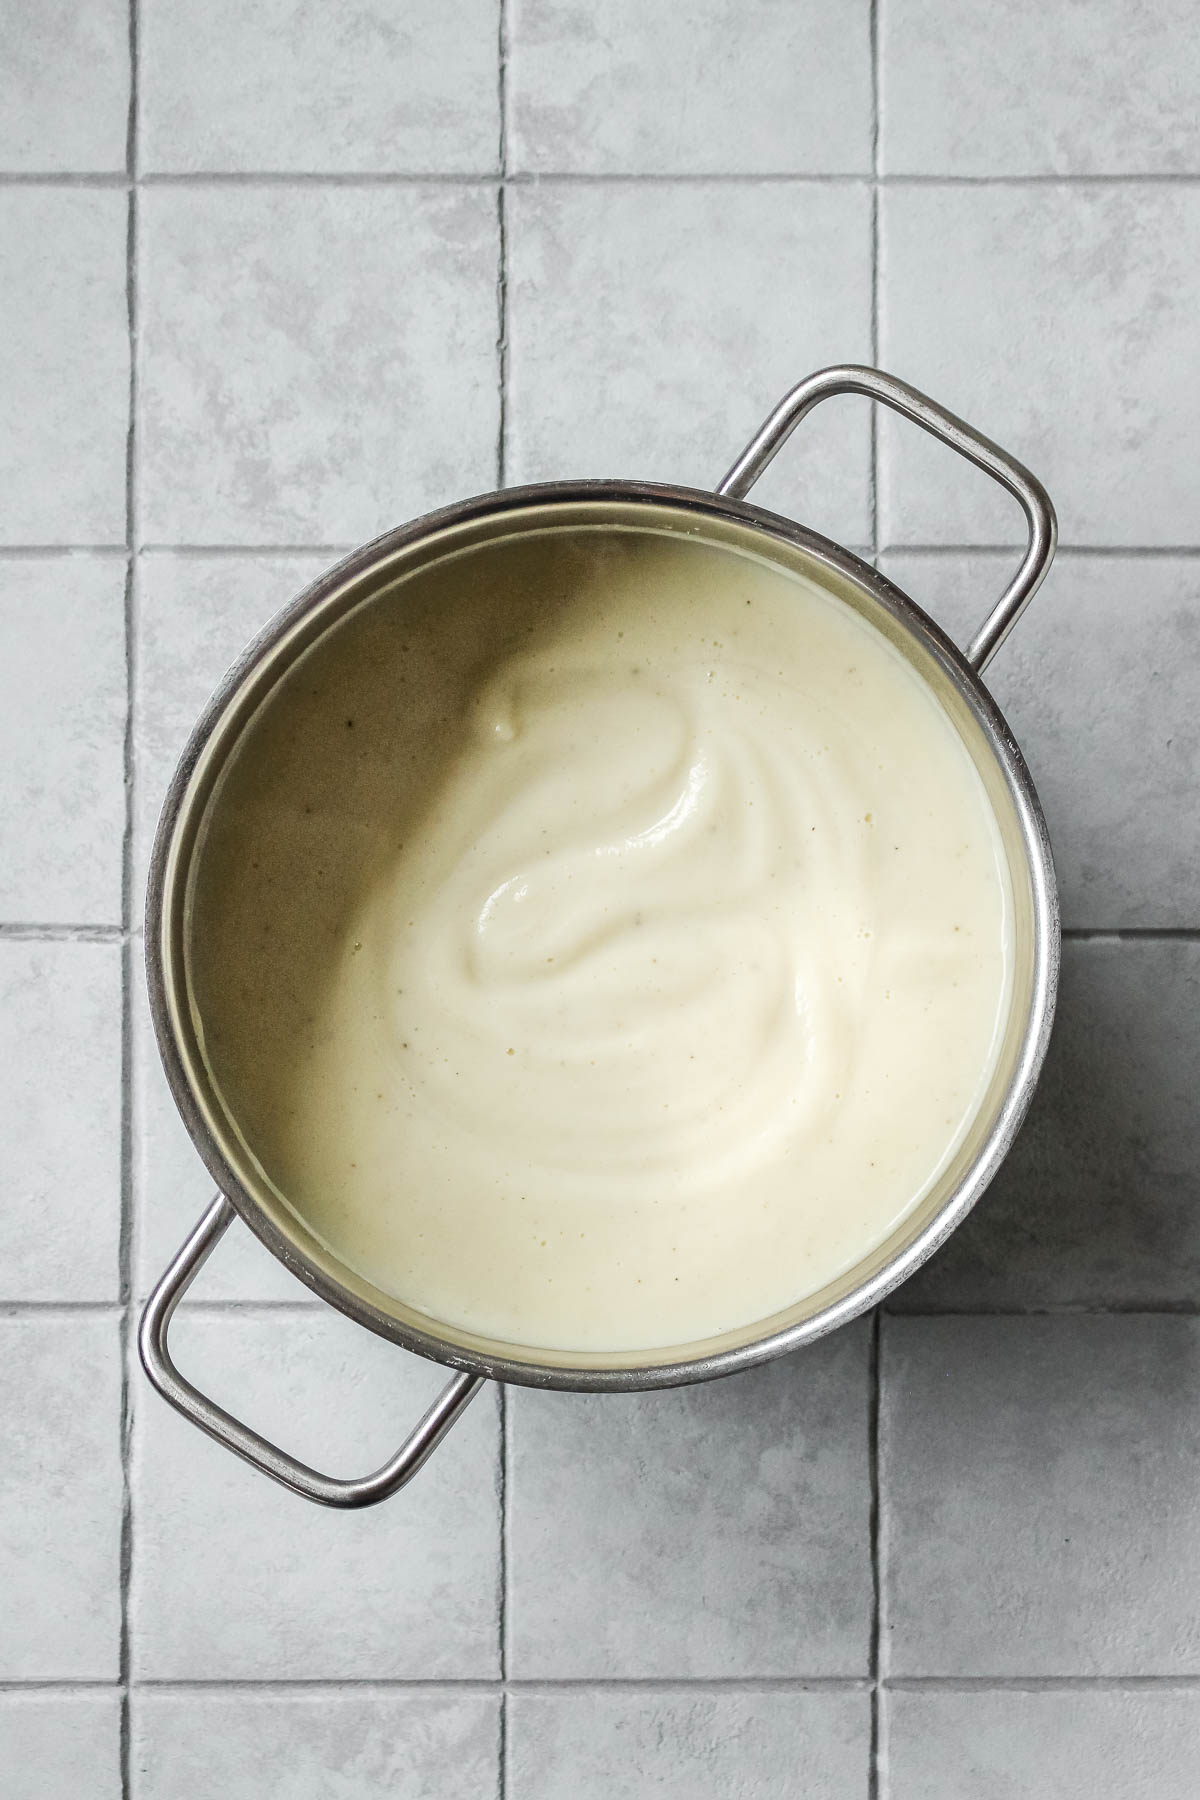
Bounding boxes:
[885,1303,1200,1318]
[119,4,140,1793]
[868,4,885,1794]
[0,545,131,556]
[497,9,510,1795]
[57,1677,884,1693]
[498,1385,509,1800]
[6,1674,1200,1693]
[0,1300,315,1313]
[878,543,1200,558]
[495,0,510,495]
[868,1310,884,1797]
[496,3,510,1785]
[137,544,360,556]
[9,1299,1200,1318]
[0,1682,130,1693]
[0,171,131,185]
[16,1303,1200,1317]
[1,1303,127,1315]
[9,169,1200,188]
[883,1676,1200,1692]
[0,923,127,940]
[1060,929,1200,942]
[868,0,881,557]
[876,1316,893,1786]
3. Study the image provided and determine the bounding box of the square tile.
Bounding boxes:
[0,191,129,544]
[508,0,871,174]
[889,941,1200,1313]
[508,1326,872,1677]
[139,187,499,545]
[883,1316,1200,1675]
[508,1688,870,1799]
[131,1309,500,1677]
[132,1690,500,1798]
[0,1692,121,1800]
[0,942,121,1302]
[0,556,126,924]
[879,551,1200,927]
[140,0,499,174]
[0,0,128,173]
[506,183,873,546]
[0,1314,122,1676]
[887,1688,1200,1800]
[881,0,1200,175]
[879,185,1200,547]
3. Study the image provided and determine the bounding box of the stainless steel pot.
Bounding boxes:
[140,366,1059,1507]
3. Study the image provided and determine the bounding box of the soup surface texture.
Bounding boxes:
[187,526,1013,1352]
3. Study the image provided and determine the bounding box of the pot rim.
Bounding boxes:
[145,476,1060,1392]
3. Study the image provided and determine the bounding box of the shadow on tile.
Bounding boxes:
[892,939,1200,1312]
[507,1325,873,1678]
[882,1314,1200,1675]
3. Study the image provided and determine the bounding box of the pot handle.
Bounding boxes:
[138,1195,484,1509]
[717,364,1057,672]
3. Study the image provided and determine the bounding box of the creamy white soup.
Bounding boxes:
[188,527,1013,1353]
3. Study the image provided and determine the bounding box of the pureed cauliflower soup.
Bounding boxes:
[186,527,1013,1353]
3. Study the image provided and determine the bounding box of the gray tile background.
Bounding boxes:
[0,1,1197,1793]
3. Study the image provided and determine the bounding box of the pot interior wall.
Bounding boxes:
[155,493,1053,1386]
